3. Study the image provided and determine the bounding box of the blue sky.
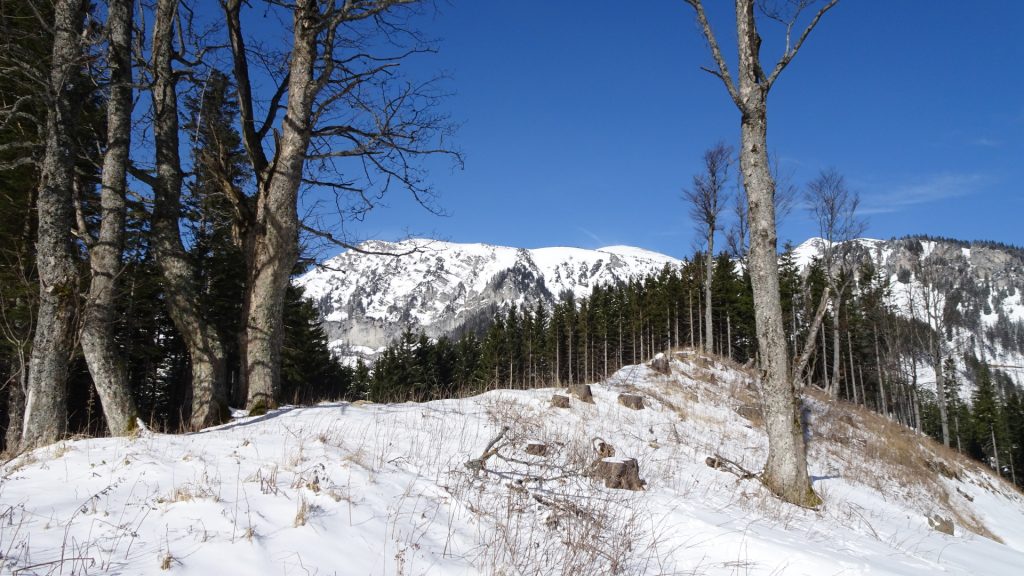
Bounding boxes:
[300,1,1024,260]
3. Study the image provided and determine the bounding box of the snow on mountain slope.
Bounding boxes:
[296,239,680,358]
[3,353,1023,575]
[792,237,1024,391]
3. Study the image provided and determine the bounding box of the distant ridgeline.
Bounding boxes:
[299,236,1024,489]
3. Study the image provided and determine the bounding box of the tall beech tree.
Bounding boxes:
[147,0,230,429]
[683,0,838,507]
[80,0,138,436]
[222,0,457,413]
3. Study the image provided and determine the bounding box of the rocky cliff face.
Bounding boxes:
[295,239,680,358]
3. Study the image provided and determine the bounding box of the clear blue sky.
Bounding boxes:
[302,1,1024,260]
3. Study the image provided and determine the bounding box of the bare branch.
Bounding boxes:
[765,0,839,88]
[684,0,743,109]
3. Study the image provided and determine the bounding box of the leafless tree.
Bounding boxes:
[79,0,138,436]
[683,0,838,507]
[220,0,459,412]
[805,167,865,397]
[684,142,732,354]
[142,0,231,429]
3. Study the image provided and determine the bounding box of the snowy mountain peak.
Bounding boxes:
[296,239,681,357]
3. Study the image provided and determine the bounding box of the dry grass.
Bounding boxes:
[809,388,1004,542]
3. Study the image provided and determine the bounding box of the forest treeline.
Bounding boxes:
[361,245,1024,489]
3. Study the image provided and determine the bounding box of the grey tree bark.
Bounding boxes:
[150,0,229,429]
[684,0,837,507]
[20,0,85,450]
[80,0,138,436]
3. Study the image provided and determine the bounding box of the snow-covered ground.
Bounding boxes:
[3,354,1023,575]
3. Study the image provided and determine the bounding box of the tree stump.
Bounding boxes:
[593,457,644,490]
[525,441,548,456]
[550,394,570,409]
[650,352,671,375]
[618,393,644,410]
[569,384,594,403]
[928,514,954,535]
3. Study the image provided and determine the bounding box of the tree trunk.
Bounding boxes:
[929,331,950,447]
[704,243,713,354]
[5,367,26,451]
[740,93,817,505]
[830,292,842,398]
[847,328,858,405]
[243,0,318,413]
[734,1,817,506]
[874,324,888,416]
[151,0,228,429]
[80,0,137,436]
[793,285,829,387]
[21,0,84,450]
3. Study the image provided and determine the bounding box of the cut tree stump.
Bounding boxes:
[525,441,548,456]
[618,393,645,410]
[650,353,671,375]
[569,384,594,403]
[550,394,570,409]
[928,514,954,535]
[593,457,644,490]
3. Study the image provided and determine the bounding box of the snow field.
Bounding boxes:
[3,354,1024,574]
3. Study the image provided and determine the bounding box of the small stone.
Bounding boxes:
[525,442,548,456]
[618,393,645,410]
[569,384,595,403]
[551,394,570,409]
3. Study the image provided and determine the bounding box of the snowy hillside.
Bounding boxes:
[296,239,680,359]
[3,353,1024,575]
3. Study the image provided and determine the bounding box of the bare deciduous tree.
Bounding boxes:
[221,0,458,413]
[146,0,230,429]
[683,0,838,507]
[80,0,138,436]
[684,142,732,354]
[805,167,865,397]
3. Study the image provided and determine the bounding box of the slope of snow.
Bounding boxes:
[4,354,1023,575]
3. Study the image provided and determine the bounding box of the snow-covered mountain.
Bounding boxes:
[296,239,680,358]
[792,236,1024,389]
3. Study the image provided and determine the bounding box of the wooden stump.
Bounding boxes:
[550,394,570,409]
[569,384,594,403]
[928,514,954,535]
[650,352,671,375]
[594,457,644,490]
[618,393,644,410]
[525,441,548,456]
